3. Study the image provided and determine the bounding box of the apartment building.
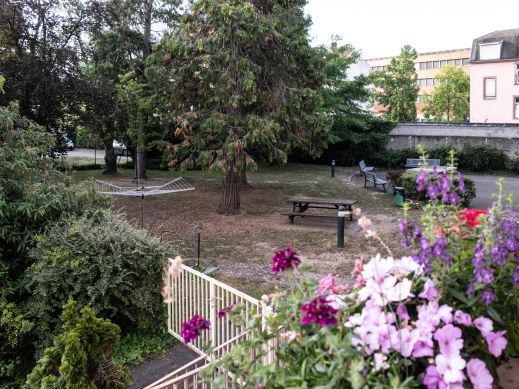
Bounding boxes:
[469,28,519,123]
[367,48,471,119]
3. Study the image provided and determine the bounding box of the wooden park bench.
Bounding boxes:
[364,171,388,192]
[359,160,374,174]
[405,158,441,169]
[282,196,357,224]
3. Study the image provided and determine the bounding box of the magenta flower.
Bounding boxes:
[433,324,463,357]
[418,279,439,301]
[300,295,338,327]
[467,358,493,389]
[271,245,301,273]
[484,330,507,357]
[217,302,236,319]
[453,310,472,327]
[474,317,493,334]
[180,315,210,344]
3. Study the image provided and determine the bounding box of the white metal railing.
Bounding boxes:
[165,261,262,355]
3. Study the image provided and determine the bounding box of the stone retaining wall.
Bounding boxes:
[387,123,519,156]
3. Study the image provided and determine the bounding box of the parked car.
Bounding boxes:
[60,136,75,151]
[113,140,127,156]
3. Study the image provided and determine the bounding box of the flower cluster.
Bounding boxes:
[416,169,464,205]
[180,314,210,344]
[271,245,301,273]
[317,273,349,295]
[300,295,339,327]
[347,256,506,389]
[469,205,519,304]
[459,208,489,227]
[217,302,236,319]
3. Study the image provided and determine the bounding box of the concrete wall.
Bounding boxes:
[387,123,519,157]
[470,61,519,123]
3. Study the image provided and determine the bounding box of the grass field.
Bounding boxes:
[70,163,406,296]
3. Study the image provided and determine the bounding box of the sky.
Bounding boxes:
[305,0,519,59]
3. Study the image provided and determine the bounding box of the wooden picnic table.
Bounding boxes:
[283,196,357,224]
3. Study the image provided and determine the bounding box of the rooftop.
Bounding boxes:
[471,28,519,62]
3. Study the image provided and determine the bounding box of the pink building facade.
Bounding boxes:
[470,29,519,123]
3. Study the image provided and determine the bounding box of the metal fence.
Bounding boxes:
[165,261,262,356]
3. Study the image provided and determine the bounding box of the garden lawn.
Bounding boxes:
[71,163,405,296]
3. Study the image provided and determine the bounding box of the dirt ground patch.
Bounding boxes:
[87,164,405,296]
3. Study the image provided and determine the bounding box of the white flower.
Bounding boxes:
[393,256,423,276]
[388,278,414,303]
[326,294,348,310]
[435,353,466,384]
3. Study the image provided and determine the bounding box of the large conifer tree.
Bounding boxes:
[149,0,331,214]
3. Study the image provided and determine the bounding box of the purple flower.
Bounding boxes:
[426,184,440,200]
[481,289,495,305]
[438,175,451,194]
[418,279,439,301]
[412,336,434,358]
[423,365,443,389]
[453,310,472,326]
[467,358,493,389]
[475,268,494,284]
[433,324,463,357]
[447,191,461,206]
[217,302,236,319]
[466,283,474,295]
[484,330,507,357]
[300,295,338,327]
[416,171,428,192]
[513,265,519,285]
[180,315,210,344]
[271,245,301,273]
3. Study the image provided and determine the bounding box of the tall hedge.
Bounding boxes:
[26,210,174,349]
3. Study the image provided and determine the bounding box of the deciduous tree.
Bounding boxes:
[422,65,469,122]
[372,45,419,122]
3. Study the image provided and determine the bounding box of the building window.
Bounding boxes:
[426,61,433,69]
[433,61,440,69]
[440,60,448,67]
[420,62,426,70]
[448,59,455,65]
[484,77,496,99]
[462,58,470,66]
[515,97,519,119]
[455,59,462,66]
[515,64,519,84]
[479,42,502,60]
[426,78,434,86]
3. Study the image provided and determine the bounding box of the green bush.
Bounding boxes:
[370,148,420,169]
[26,210,174,349]
[458,143,509,172]
[398,171,476,207]
[114,331,176,365]
[508,157,519,174]
[26,299,131,389]
[75,126,101,149]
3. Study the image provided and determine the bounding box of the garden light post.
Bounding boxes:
[331,160,336,178]
[337,206,345,249]
[194,225,203,267]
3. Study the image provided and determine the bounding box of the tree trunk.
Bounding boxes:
[217,167,241,215]
[104,139,117,174]
[239,158,250,189]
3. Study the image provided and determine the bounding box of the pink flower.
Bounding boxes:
[326,294,348,310]
[434,324,463,357]
[474,317,493,334]
[396,304,410,322]
[318,274,349,295]
[467,358,493,389]
[161,285,170,300]
[484,330,507,357]
[390,327,419,357]
[167,256,183,277]
[412,336,434,358]
[388,278,414,303]
[435,353,466,384]
[373,353,389,371]
[358,215,372,231]
[351,258,363,277]
[279,331,298,344]
[418,279,439,301]
[353,274,366,288]
[453,310,472,326]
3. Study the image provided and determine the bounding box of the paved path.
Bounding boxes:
[465,174,519,209]
[129,342,199,389]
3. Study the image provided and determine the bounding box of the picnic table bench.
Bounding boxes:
[282,196,357,224]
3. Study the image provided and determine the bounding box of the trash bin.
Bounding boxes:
[394,187,406,207]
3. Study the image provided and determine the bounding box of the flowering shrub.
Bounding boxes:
[193,157,517,387]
